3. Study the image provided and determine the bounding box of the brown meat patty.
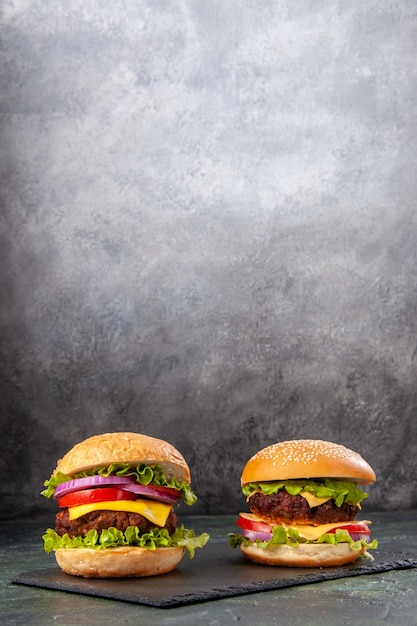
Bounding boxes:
[248,491,358,526]
[55,508,178,538]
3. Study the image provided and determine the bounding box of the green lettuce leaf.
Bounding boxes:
[229,526,378,552]
[242,478,368,507]
[43,524,209,559]
[41,463,197,505]
[41,472,73,498]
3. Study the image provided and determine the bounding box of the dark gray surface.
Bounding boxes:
[1,0,417,519]
[2,513,417,625]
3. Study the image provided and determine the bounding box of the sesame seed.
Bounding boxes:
[249,439,355,464]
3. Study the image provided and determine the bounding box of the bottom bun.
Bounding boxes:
[240,542,372,568]
[55,546,185,578]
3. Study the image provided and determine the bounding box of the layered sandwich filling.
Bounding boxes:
[42,463,209,557]
[230,478,378,552]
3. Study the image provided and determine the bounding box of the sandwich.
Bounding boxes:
[41,431,209,577]
[229,439,378,567]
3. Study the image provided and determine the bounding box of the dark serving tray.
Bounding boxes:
[13,541,417,608]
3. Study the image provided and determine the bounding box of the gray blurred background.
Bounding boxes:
[1,0,416,520]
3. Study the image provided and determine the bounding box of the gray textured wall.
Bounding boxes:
[1,0,416,520]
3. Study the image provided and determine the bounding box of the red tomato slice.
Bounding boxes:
[57,487,137,508]
[327,522,370,535]
[237,515,274,534]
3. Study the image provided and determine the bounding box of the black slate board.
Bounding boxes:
[12,542,417,608]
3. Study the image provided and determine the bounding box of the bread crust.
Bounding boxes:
[241,439,375,485]
[55,546,185,578]
[53,432,190,483]
[240,542,370,568]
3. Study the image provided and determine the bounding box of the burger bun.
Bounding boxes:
[53,432,190,484]
[55,546,185,578]
[241,439,376,486]
[240,542,372,568]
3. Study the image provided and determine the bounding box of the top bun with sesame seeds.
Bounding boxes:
[241,439,376,486]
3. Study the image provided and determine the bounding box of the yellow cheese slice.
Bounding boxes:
[280,520,370,541]
[68,499,172,527]
[238,512,371,541]
[299,491,331,508]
